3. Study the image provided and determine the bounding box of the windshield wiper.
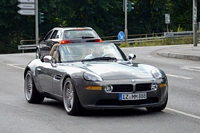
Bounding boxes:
[81,57,117,62]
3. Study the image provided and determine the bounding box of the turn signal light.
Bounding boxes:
[60,40,72,44]
[85,86,102,90]
[159,83,167,88]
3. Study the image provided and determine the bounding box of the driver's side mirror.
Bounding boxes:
[43,55,57,67]
[39,36,44,42]
[43,56,52,63]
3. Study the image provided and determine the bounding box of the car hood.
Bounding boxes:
[80,62,156,80]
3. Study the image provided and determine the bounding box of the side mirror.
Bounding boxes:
[43,55,57,67]
[128,53,136,64]
[39,36,45,42]
[43,56,52,63]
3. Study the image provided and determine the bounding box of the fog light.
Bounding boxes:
[151,83,158,90]
[104,85,113,93]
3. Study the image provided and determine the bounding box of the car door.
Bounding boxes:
[51,67,64,97]
[35,63,54,94]
[50,30,61,45]
[45,30,57,48]
[39,30,53,57]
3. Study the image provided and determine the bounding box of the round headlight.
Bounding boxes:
[83,72,103,82]
[151,69,162,79]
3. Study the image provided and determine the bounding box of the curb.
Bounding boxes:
[157,52,200,61]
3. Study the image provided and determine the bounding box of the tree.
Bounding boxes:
[170,0,193,31]
[0,0,200,53]
[127,0,170,34]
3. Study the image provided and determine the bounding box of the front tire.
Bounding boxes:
[63,78,82,115]
[24,71,44,103]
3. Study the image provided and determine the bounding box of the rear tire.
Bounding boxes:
[24,71,44,103]
[146,95,168,112]
[63,78,82,115]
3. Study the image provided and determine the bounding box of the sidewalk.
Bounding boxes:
[157,44,200,61]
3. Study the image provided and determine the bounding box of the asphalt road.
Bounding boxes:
[0,46,199,133]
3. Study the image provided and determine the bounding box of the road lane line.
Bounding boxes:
[180,66,200,72]
[166,74,193,80]
[166,107,200,120]
[7,64,24,70]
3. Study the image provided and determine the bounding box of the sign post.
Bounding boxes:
[193,0,197,47]
[17,0,39,54]
[35,0,39,51]
[123,0,134,44]
[124,0,128,44]
[118,31,125,42]
[165,14,170,32]
[18,0,35,2]
[17,0,36,15]
[17,3,35,9]
[18,9,35,15]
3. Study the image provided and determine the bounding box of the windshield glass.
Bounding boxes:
[64,30,98,39]
[58,43,126,63]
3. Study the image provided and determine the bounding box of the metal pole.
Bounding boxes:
[35,0,39,46]
[193,0,197,46]
[124,0,128,43]
[167,24,168,32]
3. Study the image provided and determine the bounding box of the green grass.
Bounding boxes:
[120,37,193,47]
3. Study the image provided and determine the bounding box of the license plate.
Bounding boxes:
[119,93,147,100]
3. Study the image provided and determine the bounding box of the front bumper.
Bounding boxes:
[73,78,168,110]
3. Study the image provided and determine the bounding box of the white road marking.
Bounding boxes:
[166,74,193,80]
[166,107,200,120]
[7,64,24,70]
[180,66,200,72]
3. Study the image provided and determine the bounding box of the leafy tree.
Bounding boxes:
[128,0,169,34]
[0,0,200,53]
[169,0,193,31]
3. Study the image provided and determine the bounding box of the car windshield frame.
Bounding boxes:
[57,43,127,63]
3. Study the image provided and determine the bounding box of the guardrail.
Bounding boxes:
[18,40,38,52]
[18,44,37,50]
[102,36,165,44]
[18,31,197,51]
[164,31,193,38]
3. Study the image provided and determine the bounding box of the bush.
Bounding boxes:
[120,42,130,47]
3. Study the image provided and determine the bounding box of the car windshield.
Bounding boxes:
[58,43,126,63]
[63,30,98,39]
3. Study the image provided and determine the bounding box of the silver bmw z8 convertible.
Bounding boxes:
[24,42,168,115]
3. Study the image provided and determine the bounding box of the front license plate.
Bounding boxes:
[119,93,147,100]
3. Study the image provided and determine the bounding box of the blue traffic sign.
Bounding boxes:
[118,31,125,41]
